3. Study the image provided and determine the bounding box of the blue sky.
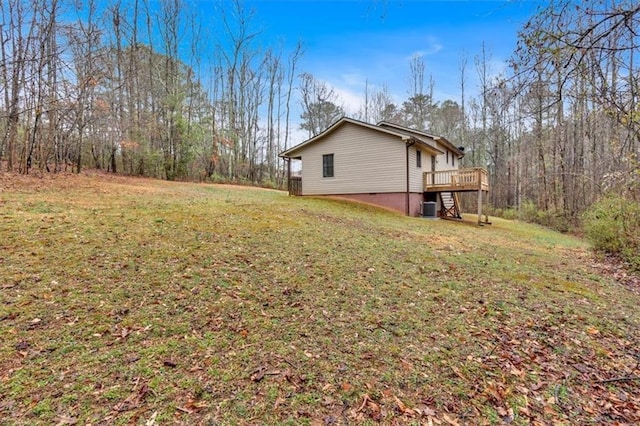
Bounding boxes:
[239,0,543,113]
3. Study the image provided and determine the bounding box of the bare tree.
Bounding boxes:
[299,72,345,137]
[402,55,435,131]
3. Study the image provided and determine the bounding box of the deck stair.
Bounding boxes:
[440,192,462,219]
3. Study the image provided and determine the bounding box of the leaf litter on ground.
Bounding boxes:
[0,171,639,424]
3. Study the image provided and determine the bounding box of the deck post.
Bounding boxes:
[286,158,291,195]
[477,189,483,225]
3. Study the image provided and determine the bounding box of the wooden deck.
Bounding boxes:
[424,168,489,192]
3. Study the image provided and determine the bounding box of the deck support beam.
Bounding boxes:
[477,189,483,226]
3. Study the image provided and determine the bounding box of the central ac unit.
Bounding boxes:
[422,201,438,219]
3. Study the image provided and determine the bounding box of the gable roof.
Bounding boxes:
[377,121,465,157]
[279,117,448,159]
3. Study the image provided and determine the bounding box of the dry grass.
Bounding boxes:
[1,172,639,425]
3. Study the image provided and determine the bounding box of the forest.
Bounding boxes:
[1,1,638,250]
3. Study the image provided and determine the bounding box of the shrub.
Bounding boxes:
[583,194,640,270]
[260,179,281,190]
[485,201,572,232]
[501,208,518,221]
[518,200,572,233]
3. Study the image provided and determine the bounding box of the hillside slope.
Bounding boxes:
[1,172,639,425]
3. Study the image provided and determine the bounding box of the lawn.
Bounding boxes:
[1,172,638,425]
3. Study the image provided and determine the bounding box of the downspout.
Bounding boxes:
[405,138,416,216]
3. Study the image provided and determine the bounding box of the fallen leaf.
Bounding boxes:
[323,415,337,425]
[401,359,414,370]
[55,414,77,425]
[176,406,194,414]
[356,394,371,412]
[572,363,590,374]
[442,413,460,426]
[145,411,158,426]
[250,367,266,382]
[274,397,286,409]
[417,404,437,417]
[15,341,29,351]
[450,365,465,379]
[394,396,414,415]
[340,382,353,392]
[183,399,208,412]
[509,366,525,378]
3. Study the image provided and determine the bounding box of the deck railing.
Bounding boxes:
[288,176,302,196]
[424,168,489,192]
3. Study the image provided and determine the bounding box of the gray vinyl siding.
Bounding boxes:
[409,147,425,192]
[434,141,459,172]
[300,123,406,195]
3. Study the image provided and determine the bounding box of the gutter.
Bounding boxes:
[405,137,416,216]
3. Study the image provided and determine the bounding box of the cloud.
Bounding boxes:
[331,85,365,115]
[407,36,444,60]
[277,78,364,145]
[340,72,368,88]
[309,77,365,116]
[304,30,449,106]
[322,74,406,117]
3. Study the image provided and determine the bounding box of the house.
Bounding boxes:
[280,117,489,222]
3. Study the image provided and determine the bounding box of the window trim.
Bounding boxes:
[416,150,422,168]
[322,153,334,178]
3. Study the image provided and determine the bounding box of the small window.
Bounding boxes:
[452,155,455,167]
[322,154,334,178]
[416,150,422,168]
[446,151,449,164]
